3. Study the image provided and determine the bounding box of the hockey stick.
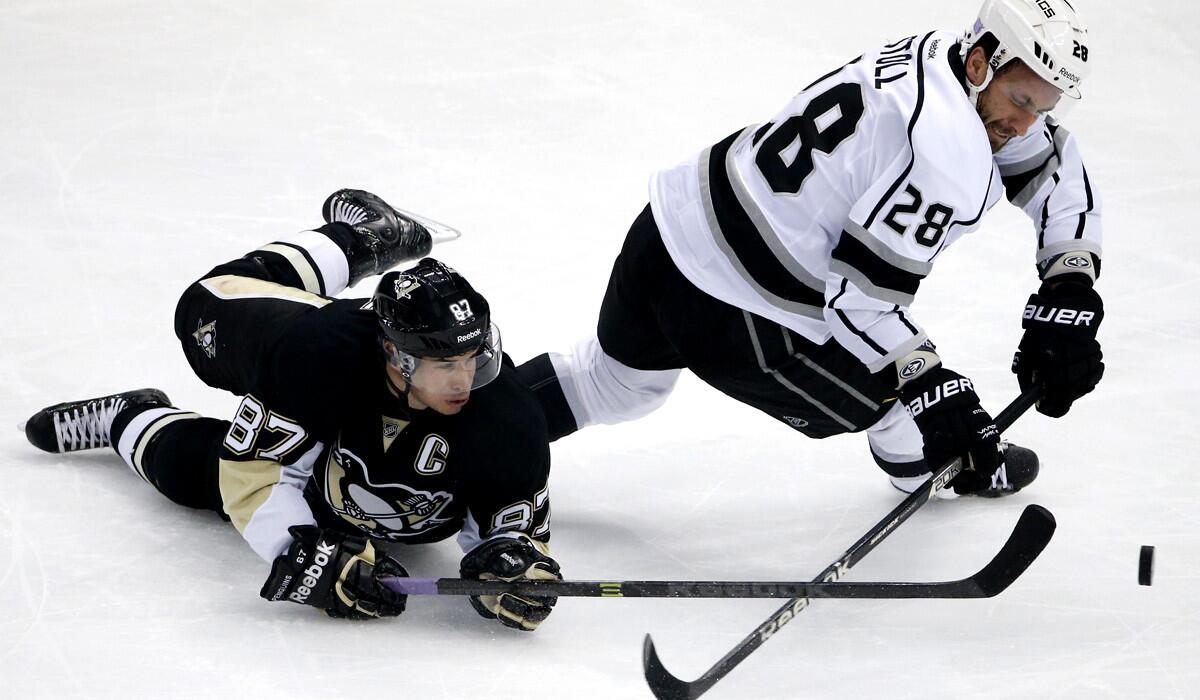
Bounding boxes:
[383,502,1051,600]
[642,388,1041,700]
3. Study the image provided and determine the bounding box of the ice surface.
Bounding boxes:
[1,2,1197,698]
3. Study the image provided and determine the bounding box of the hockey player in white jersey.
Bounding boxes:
[520,0,1104,496]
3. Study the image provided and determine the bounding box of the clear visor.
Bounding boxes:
[397,324,503,396]
[1046,89,1081,119]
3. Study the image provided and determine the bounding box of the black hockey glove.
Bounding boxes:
[260,525,408,619]
[898,366,1001,495]
[460,535,562,631]
[1013,280,1104,418]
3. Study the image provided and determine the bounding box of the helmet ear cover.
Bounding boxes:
[382,338,419,379]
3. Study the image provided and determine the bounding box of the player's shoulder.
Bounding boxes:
[871,31,993,191]
[453,356,550,470]
[819,31,983,169]
[259,297,380,434]
[860,31,976,127]
[463,356,548,436]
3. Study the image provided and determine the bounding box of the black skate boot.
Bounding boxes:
[23,388,171,453]
[960,442,1040,498]
[888,442,1040,498]
[322,189,433,285]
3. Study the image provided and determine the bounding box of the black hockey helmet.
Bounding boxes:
[373,258,502,389]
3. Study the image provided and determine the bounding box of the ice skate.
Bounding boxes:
[322,188,434,283]
[890,442,1040,497]
[23,388,171,453]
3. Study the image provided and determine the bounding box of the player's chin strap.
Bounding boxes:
[966,65,993,107]
[960,38,1001,107]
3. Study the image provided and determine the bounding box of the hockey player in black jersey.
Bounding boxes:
[23,189,561,630]
[520,0,1104,498]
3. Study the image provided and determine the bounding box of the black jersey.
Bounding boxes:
[178,271,550,562]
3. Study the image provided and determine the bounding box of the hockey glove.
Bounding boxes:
[898,366,1001,495]
[261,525,408,619]
[460,535,562,631]
[1013,279,1105,418]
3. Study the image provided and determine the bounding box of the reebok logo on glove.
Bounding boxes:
[905,377,974,417]
[289,541,336,604]
[1023,305,1097,327]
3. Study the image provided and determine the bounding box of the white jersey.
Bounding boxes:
[649,30,1101,373]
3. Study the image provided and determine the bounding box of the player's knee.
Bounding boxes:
[138,416,226,512]
[174,282,207,342]
[553,337,680,426]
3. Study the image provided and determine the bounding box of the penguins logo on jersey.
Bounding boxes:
[323,445,454,539]
[193,320,217,359]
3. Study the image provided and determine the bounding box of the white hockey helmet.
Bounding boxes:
[960,0,1091,101]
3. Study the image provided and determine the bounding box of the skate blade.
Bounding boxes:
[395,206,462,245]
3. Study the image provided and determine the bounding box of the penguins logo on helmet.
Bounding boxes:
[394,276,421,299]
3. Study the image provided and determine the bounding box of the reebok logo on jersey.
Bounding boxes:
[288,541,336,603]
[1024,305,1096,326]
[905,378,974,417]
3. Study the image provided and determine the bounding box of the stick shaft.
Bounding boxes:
[643,388,1040,699]
[384,576,978,599]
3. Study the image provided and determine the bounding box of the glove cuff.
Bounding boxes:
[1038,249,1099,285]
[894,341,942,389]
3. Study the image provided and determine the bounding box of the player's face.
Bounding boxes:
[406,351,478,415]
[975,61,1062,153]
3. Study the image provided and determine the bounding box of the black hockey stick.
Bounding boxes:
[381,509,1050,600]
[643,388,1041,700]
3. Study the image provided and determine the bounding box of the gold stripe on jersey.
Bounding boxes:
[131,412,201,480]
[219,455,289,534]
[199,274,332,308]
[256,243,323,295]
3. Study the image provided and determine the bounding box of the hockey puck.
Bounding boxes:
[1138,545,1155,586]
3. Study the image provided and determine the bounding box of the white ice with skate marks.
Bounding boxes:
[1,1,1198,698]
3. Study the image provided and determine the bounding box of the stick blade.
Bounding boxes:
[971,503,1057,597]
[643,634,704,700]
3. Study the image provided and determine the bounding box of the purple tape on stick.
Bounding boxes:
[385,577,441,595]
